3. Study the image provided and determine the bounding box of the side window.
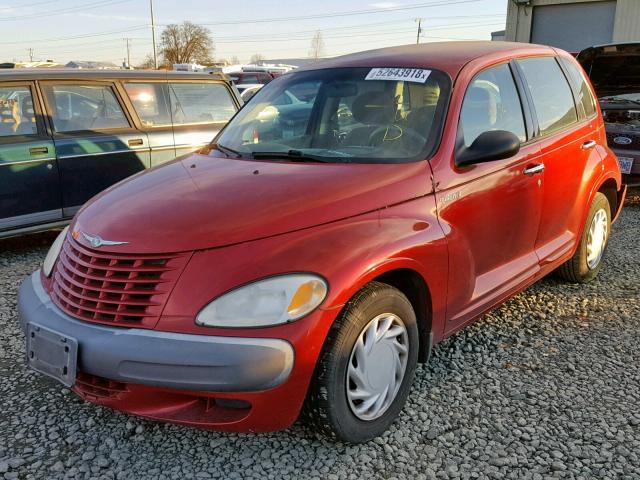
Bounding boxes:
[560,57,597,119]
[43,84,129,133]
[168,83,237,125]
[0,86,37,136]
[459,63,526,147]
[517,57,578,135]
[123,83,172,127]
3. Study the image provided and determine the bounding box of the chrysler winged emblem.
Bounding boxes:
[80,232,129,248]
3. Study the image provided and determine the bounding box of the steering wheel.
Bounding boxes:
[367,125,426,147]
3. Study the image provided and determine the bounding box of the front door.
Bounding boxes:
[435,62,544,331]
[0,82,61,233]
[41,81,150,216]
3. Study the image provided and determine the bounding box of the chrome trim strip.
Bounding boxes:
[0,209,63,230]
[58,148,150,159]
[0,219,69,240]
[0,158,56,167]
[148,145,176,152]
[62,205,82,218]
[149,143,208,152]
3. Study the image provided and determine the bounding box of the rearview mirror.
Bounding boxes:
[456,130,520,167]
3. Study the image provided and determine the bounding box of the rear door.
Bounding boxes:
[514,56,599,265]
[121,81,176,166]
[167,81,239,158]
[0,82,61,233]
[41,81,151,216]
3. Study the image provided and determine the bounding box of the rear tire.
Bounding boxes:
[557,192,611,283]
[304,281,419,443]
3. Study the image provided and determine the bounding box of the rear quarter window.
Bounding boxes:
[517,57,578,136]
[560,57,597,118]
[168,82,237,125]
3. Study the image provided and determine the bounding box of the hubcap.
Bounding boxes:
[346,313,409,421]
[586,208,608,270]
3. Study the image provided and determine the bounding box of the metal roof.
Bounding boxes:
[0,69,229,81]
[299,41,556,78]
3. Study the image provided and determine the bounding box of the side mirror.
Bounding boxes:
[456,130,521,167]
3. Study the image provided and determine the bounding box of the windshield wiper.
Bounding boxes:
[251,149,332,163]
[211,143,243,158]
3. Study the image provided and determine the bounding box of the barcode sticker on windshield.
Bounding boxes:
[365,68,431,83]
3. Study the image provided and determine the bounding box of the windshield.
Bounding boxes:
[214,67,451,163]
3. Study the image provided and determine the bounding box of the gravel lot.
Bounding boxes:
[1,189,639,480]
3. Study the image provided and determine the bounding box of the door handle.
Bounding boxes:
[128,138,144,147]
[29,146,49,155]
[523,163,545,175]
[581,140,597,150]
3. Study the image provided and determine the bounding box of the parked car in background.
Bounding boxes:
[578,42,640,185]
[228,71,274,85]
[19,42,625,443]
[0,70,241,238]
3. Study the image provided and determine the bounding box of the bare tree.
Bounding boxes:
[249,53,265,64]
[160,21,214,65]
[309,30,325,60]
[136,55,157,69]
[230,55,240,65]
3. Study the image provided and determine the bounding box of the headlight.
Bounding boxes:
[196,274,328,328]
[42,226,69,277]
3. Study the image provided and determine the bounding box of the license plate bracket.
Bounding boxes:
[618,156,634,174]
[26,323,77,388]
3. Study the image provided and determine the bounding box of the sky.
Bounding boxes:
[0,0,508,66]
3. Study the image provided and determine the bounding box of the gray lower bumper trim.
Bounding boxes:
[18,272,294,392]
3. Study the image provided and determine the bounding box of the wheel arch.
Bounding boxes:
[373,268,433,363]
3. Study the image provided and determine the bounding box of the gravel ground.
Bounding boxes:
[1,189,639,480]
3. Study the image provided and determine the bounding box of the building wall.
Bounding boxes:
[506,0,640,47]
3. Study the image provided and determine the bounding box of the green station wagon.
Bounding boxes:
[0,70,241,238]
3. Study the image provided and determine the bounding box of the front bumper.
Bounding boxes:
[18,272,294,393]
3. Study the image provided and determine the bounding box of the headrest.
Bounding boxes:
[351,91,397,125]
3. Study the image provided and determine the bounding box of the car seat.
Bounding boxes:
[342,91,397,146]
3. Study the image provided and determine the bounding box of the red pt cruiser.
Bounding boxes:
[19,42,625,443]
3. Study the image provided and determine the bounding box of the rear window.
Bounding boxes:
[124,82,237,127]
[43,84,130,133]
[168,83,237,125]
[517,57,578,136]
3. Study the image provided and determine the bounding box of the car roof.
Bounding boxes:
[0,69,229,82]
[299,41,556,78]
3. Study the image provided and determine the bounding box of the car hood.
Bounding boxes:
[73,152,432,254]
[577,43,640,97]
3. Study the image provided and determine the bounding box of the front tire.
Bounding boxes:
[557,192,611,283]
[305,281,419,443]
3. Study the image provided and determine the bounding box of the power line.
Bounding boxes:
[0,0,135,22]
[177,0,482,26]
[0,25,149,45]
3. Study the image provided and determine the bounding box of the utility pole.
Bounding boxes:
[415,18,423,44]
[124,38,131,69]
[150,0,158,69]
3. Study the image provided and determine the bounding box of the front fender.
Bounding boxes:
[161,195,448,340]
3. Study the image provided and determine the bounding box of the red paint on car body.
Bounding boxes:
[42,42,622,432]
